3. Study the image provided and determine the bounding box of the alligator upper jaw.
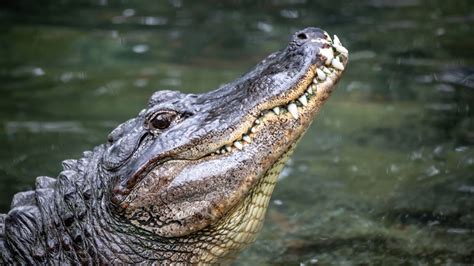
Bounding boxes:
[147,28,347,160]
[114,28,349,196]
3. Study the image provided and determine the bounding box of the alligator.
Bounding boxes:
[0,27,348,264]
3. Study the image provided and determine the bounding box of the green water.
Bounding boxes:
[0,0,473,264]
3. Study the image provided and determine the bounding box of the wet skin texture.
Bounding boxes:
[0,27,348,264]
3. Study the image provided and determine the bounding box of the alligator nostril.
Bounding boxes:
[297,33,308,40]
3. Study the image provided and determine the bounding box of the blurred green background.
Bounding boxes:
[0,0,473,264]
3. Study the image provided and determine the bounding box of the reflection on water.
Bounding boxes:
[0,0,473,264]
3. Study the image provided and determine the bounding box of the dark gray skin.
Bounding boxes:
[0,27,348,264]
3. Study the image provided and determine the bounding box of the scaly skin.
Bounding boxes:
[0,27,348,264]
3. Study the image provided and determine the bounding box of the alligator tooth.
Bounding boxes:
[243,135,252,143]
[233,141,243,150]
[333,34,342,46]
[220,148,226,154]
[250,126,257,133]
[331,58,344,71]
[215,149,221,154]
[288,103,298,119]
[272,107,280,115]
[324,31,332,42]
[311,84,319,95]
[225,145,232,152]
[319,48,334,65]
[312,77,318,84]
[332,35,348,56]
[298,95,308,106]
[254,119,261,125]
[334,44,348,56]
[322,66,331,74]
[316,68,326,81]
[307,86,313,95]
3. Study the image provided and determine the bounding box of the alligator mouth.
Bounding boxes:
[210,34,348,156]
[112,32,348,207]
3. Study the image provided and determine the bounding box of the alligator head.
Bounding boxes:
[100,27,348,263]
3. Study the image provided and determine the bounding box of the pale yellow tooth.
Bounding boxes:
[243,135,251,143]
[331,57,344,71]
[324,31,332,42]
[254,119,261,125]
[316,68,326,81]
[225,145,232,152]
[221,148,227,154]
[334,44,348,56]
[307,85,314,94]
[288,103,298,119]
[250,127,257,133]
[233,141,243,150]
[322,66,331,74]
[312,77,318,84]
[319,47,334,65]
[272,107,280,115]
[315,84,321,94]
[333,34,342,46]
[298,95,308,106]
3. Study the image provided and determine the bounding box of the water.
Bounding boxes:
[1,0,473,264]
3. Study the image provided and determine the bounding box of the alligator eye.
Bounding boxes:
[147,111,178,131]
[151,117,170,129]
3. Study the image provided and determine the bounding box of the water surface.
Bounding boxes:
[0,0,473,264]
